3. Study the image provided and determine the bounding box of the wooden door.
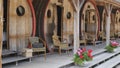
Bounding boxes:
[85,9,97,35]
[57,6,63,40]
[0,0,3,68]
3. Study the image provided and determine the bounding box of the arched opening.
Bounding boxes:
[81,1,99,39]
[32,0,50,52]
[102,9,107,34]
[57,6,63,40]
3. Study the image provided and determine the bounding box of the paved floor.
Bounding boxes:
[3,39,120,68]
[3,53,73,68]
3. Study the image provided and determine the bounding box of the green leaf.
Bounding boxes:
[77,59,83,65]
[105,45,114,52]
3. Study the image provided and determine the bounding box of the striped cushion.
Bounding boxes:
[32,43,43,48]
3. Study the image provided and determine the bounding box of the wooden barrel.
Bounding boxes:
[110,12,115,37]
[32,0,49,52]
[0,18,3,68]
[8,0,32,52]
[0,0,3,67]
[115,10,120,33]
[101,9,107,34]
[81,0,100,39]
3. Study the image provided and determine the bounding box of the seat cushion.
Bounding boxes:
[32,43,43,48]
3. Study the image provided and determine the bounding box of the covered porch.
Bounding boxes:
[3,40,106,68]
[0,0,120,68]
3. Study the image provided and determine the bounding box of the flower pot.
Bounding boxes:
[74,61,90,67]
[80,61,90,67]
[114,48,117,52]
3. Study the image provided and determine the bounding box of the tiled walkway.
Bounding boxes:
[3,39,120,68]
[3,53,73,68]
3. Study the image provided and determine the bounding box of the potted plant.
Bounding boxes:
[105,41,119,52]
[73,48,93,66]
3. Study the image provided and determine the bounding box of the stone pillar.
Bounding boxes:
[74,11,79,54]
[72,0,85,54]
[106,4,112,46]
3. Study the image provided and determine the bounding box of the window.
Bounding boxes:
[16,5,25,16]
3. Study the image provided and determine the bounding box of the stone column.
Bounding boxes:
[74,10,79,54]
[72,0,85,54]
[106,4,112,46]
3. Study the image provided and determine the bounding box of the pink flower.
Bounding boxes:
[78,48,81,51]
[77,49,83,53]
[88,53,93,58]
[88,49,93,59]
[80,55,84,59]
[118,44,120,46]
[77,51,81,56]
[111,41,119,47]
[88,49,92,53]
[82,48,86,52]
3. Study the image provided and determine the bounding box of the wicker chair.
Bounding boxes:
[117,32,120,37]
[86,33,96,46]
[80,32,87,46]
[52,35,72,55]
[29,37,46,60]
[99,31,106,41]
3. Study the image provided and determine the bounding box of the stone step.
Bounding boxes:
[92,49,106,56]
[60,48,107,68]
[2,56,31,65]
[60,47,120,68]
[82,47,120,68]
[115,64,120,68]
[2,49,31,65]
[2,49,17,56]
[95,54,120,68]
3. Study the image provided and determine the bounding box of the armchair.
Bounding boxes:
[99,31,106,41]
[28,37,46,60]
[52,34,72,55]
[80,32,87,46]
[86,33,96,46]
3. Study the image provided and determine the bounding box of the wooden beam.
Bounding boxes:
[69,0,77,11]
[96,0,120,8]
[73,0,85,54]
[105,3,112,46]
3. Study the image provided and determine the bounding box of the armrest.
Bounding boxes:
[62,38,68,43]
[39,37,46,48]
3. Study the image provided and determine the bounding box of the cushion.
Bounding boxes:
[32,43,43,48]
[29,37,39,44]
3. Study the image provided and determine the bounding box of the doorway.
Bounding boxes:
[57,6,63,40]
[3,0,8,49]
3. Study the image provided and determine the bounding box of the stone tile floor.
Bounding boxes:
[3,39,120,68]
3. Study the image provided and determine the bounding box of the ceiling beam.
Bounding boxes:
[96,0,120,8]
[69,0,77,11]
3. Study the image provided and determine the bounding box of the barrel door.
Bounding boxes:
[0,0,3,68]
